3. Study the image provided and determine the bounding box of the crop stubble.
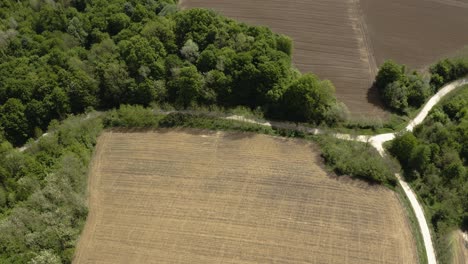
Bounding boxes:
[74,130,417,263]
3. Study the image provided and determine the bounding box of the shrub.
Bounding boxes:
[317,136,397,186]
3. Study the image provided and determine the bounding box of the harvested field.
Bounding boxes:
[361,0,468,70]
[74,130,418,263]
[179,0,385,118]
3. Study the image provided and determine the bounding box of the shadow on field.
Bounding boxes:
[366,84,387,112]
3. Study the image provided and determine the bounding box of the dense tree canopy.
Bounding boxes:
[0,0,345,146]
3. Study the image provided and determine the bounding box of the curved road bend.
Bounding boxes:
[227,77,468,264]
[17,77,468,263]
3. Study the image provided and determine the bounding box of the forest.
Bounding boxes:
[389,86,468,262]
[0,0,346,147]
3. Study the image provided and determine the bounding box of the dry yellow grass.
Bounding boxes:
[74,130,418,263]
[454,231,468,264]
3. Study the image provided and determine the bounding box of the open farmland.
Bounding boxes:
[180,0,468,118]
[179,0,384,118]
[74,130,417,263]
[361,0,468,70]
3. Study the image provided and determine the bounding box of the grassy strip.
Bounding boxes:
[104,105,399,187]
[395,185,428,264]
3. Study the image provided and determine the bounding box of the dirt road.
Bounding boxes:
[225,77,468,264]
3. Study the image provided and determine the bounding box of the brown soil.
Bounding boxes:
[361,0,468,70]
[180,0,468,118]
[74,130,417,263]
[179,0,386,118]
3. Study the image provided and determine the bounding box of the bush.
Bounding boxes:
[0,114,103,263]
[104,105,159,127]
[375,60,430,113]
[430,58,468,89]
[317,136,397,186]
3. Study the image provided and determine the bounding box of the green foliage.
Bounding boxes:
[430,58,468,89]
[389,132,419,169]
[389,87,468,260]
[168,65,205,107]
[0,0,344,146]
[0,98,29,145]
[104,105,159,127]
[0,114,103,263]
[376,60,405,90]
[276,74,338,124]
[317,136,397,186]
[375,60,431,113]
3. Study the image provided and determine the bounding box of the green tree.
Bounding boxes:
[382,81,408,112]
[0,98,29,145]
[389,132,419,169]
[280,74,335,123]
[407,74,430,107]
[168,65,204,108]
[107,13,131,35]
[180,39,199,63]
[376,60,405,90]
[118,35,166,78]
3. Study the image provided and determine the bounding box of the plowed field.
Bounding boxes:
[179,0,383,117]
[74,130,417,263]
[180,0,468,118]
[361,0,468,69]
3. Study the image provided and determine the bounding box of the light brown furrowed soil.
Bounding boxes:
[74,130,417,263]
[179,0,385,118]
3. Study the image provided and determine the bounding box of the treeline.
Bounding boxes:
[0,115,103,263]
[388,87,468,262]
[375,57,468,114]
[0,0,345,146]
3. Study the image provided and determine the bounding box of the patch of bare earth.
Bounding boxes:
[179,0,386,119]
[360,0,468,70]
[74,130,417,263]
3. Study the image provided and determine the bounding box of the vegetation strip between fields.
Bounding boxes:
[16,77,468,263]
[203,77,468,264]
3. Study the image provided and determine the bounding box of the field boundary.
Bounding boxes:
[73,132,110,263]
[19,78,468,264]
[350,0,378,78]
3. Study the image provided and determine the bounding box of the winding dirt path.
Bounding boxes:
[17,78,468,264]
[225,77,468,264]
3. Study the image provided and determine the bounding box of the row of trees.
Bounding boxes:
[388,88,468,262]
[429,57,468,88]
[0,115,103,263]
[0,0,346,147]
[375,57,468,114]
